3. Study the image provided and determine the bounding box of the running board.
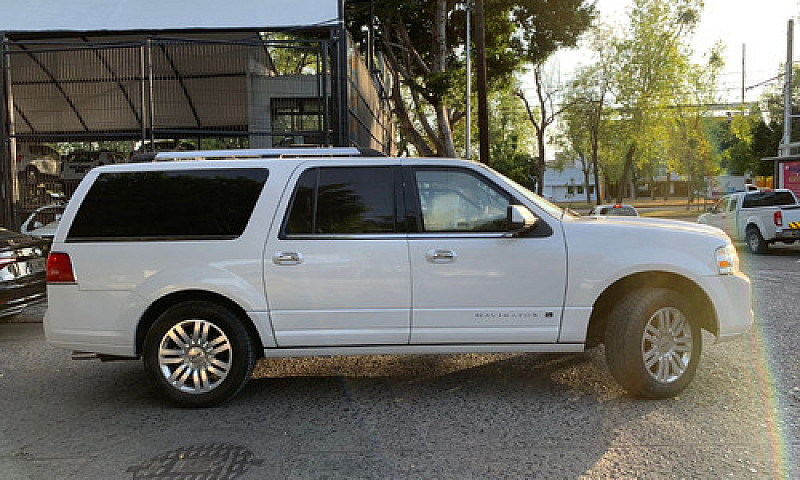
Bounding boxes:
[262,343,584,358]
[71,351,137,362]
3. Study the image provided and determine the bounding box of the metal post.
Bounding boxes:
[0,34,10,227]
[145,38,155,149]
[465,3,471,160]
[322,40,330,146]
[2,36,19,227]
[139,44,147,146]
[783,19,793,151]
[367,0,374,73]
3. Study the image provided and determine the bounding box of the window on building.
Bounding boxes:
[271,98,322,133]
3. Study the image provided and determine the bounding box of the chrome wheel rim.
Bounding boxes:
[158,319,232,394]
[641,307,692,384]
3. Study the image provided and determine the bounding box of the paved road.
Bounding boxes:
[1,244,798,479]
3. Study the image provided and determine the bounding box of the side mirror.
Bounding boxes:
[506,205,538,237]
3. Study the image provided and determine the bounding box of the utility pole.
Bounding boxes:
[465,2,471,160]
[782,19,794,153]
[741,43,745,115]
[473,0,489,165]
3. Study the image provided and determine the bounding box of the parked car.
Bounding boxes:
[697,189,800,254]
[16,144,61,185]
[45,149,752,407]
[20,204,66,240]
[60,151,127,182]
[587,204,639,217]
[0,228,48,317]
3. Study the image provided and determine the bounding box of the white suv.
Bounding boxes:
[45,148,753,407]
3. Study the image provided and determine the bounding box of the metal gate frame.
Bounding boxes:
[0,32,347,227]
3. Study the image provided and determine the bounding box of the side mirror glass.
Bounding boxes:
[506,205,537,237]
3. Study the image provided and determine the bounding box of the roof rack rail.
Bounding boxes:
[140,147,386,162]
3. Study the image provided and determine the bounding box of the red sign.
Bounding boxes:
[783,161,800,198]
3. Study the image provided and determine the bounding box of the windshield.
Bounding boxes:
[475,164,574,219]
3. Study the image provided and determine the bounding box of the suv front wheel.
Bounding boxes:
[143,301,256,407]
[604,288,701,399]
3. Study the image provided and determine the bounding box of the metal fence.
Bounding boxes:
[1,35,350,222]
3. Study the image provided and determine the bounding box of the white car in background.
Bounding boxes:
[587,204,639,217]
[20,204,65,240]
[16,144,61,185]
[60,151,126,182]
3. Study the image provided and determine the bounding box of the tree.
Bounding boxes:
[560,25,616,204]
[517,64,569,195]
[345,0,595,158]
[611,0,702,203]
[487,87,538,188]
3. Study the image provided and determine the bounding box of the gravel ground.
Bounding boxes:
[1,244,797,479]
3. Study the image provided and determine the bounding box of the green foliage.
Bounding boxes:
[344,0,595,156]
[485,88,537,187]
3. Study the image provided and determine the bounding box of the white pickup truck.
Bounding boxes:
[698,189,800,254]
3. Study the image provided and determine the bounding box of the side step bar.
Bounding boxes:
[71,351,137,362]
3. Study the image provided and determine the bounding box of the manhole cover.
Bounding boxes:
[127,443,263,480]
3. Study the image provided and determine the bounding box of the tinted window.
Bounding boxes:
[67,168,268,240]
[742,191,797,208]
[605,207,637,216]
[284,167,396,235]
[415,169,510,232]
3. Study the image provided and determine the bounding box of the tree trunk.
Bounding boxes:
[536,134,546,196]
[616,144,636,204]
[591,135,601,205]
[473,0,490,165]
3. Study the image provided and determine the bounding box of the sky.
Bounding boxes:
[548,0,800,104]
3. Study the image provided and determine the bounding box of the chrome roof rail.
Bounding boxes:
[149,147,386,162]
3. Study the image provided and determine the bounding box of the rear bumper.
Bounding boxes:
[774,229,800,241]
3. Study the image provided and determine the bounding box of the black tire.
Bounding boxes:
[143,300,256,407]
[746,227,768,254]
[604,288,702,399]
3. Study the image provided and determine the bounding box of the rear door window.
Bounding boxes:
[67,168,268,241]
[284,166,398,236]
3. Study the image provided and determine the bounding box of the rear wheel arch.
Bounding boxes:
[135,290,263,358]
[586,272,717,348]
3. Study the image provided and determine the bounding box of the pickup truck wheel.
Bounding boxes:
[746,227,768,254]
[143,301,256,407]
[605,288,701,399]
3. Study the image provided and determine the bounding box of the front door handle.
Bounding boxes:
[426,249,457,264]
[272,251,303,265]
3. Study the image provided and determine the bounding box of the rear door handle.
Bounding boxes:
[426,249,457,264]
[272,251,303,265]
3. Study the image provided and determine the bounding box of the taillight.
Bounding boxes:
[46,252,76,283]
[774,211,783,227]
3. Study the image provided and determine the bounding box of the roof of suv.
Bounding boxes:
[130,147,387,163]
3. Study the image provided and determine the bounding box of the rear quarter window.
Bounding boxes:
[67,168,268,241]
[742,191,797,208]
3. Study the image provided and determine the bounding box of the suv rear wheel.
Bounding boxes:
[604,288,701,399]
[143,301,256,407]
